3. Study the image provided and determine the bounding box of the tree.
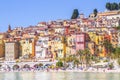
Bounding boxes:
[71,9,79,19]
[106,2,111,10]
[65,55,74,62]
[56,61,63,68]
[115,47,120,58]
[117,58,120,66]
[119,3,120,9]
[77,50,84,66]
[108,63,114,69]
[93,8,98,17]
[83,49,92,67]
[106,2,119,11]
[103,39,115,59]
[116,25,120,30]
[103,40,113,53]
[111,3,118,10]
[74,59,79,68]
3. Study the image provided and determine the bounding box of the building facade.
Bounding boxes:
[5,42,19,61]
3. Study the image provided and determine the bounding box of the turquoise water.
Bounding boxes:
[0,72,120,80]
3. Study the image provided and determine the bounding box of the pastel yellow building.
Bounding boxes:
[49,36,66,60]
[66,34,76,56]
[88,31,105,57]
[0,39,5,58]
[110,32,118,48]
[20,38,35,58]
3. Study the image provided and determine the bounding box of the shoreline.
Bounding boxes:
[0,69,120,73]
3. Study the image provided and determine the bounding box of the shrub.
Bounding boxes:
[109,63,114,69]
[117,58,120,66]
[56,61,63,68]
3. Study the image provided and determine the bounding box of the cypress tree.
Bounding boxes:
[71,9,79,19]
[93,8,98,17]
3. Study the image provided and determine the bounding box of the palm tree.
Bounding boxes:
[103,39,114,58]
[65,55,74,63]
[115,47,120,58]
[83,49,92,67]
[74,59,79,68]
[77,50,84,66]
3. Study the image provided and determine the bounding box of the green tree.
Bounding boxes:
[108,63,114,69]
[106,2,111,10]
[71,9,79,19]
[119,3,120,9]
[83,49,92,67]
[111,3,118,10]
[65,55,74,62]
[77,50,84,66]
[103,40,114,53]
[117,58,120,66]
[74,59,79,68]
[115,47,120,58]
[106,2,119,11]
[56,61,63,68]
[93,8,98,17]
[116,25,120,30]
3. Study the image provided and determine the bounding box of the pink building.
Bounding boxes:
[76,33,86,50]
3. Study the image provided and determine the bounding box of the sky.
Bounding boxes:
[0,0,119,32]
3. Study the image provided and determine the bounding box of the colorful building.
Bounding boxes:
[0,39,5,58]
[35,36,49,59]
[20,38,35,58]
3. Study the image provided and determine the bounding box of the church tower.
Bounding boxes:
[7,24,12,33]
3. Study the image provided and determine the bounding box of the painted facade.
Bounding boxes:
[5,42,19,61]
[35,36,49,59]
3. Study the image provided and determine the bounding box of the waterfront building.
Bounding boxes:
[0,10,120,61]
[35,36,49,59]
[5,41,19,61]
[49,36,64,59]
[0,39,5,58]
[66,34,76,56]
[20,38,35,59]
[118,31,120,47]
[76,33,89,50]
[110,31,118,48]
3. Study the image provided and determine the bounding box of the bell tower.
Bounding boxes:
[7,24,11,33]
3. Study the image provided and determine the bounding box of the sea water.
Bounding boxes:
[0,72,120,80]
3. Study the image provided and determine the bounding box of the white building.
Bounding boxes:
[98,10,120,27]
[35,36,49,59]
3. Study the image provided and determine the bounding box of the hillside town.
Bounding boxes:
[0,10,120,71]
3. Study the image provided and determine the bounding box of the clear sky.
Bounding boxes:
[0,0,119,32]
